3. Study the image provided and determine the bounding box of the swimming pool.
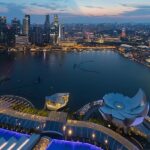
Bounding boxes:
[0,128,29,140]
[47,139,102,150]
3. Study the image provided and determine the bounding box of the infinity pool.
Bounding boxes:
[0,128,29,140]
[47,139,101,150]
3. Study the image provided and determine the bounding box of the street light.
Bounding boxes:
[104,139,109,150]
[104,139,108,144]
[108,124,111,128]
[92,133,96,139]
[63,125,66,132]
[68,129,73,136]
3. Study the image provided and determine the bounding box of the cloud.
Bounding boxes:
[0,6,8,13]
[22,6,66,15]
[120,2,150,9]
[1,0,150,23]
[79,5,137,16]
[119,3,150,18]
[85,6,103,9]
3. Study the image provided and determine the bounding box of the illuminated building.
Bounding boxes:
[119,44,133,53]
[121,28,126,38]
[50,14,60,45]
[54,14,59,27]
[0,94,144,150]
[45,93,69,111]
[15,35,30,46]
[23,15,30,36]
[84,32,94,42]
[99,89,149,129]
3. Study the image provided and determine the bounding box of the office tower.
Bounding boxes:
[121,28,126,38]
[113,30,118,37]
[11,18,21,35]
[44,14,50,43]
[31,25,43,46]
[0,16,6,27]
[58,24,61,39]
[25,14,30,30]
[50,14,59,45]
[61,25,65,40]
[0,16,7,44]
[22,15,30,36]
[5,26,15,46]
[44,14,50,32]
[54,14,59,27]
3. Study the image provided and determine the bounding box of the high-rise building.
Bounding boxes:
[5,25,15,46]
[54,14,59,27]
[25,14,30,30]
[50,14,60,45]
[11,18,21,35]
[31,25,43,46]
[121,28,126,38]
[44,14,50,32]
[22,15,30,36]
[0,16,6,26]
[0,16,7,44]
[44,14,50,43]
[61,25,65,40]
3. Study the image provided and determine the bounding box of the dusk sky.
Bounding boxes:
[0,0,150,23]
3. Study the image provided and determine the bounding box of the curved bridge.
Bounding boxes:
[75,100,103,120]
[0,95,35,108]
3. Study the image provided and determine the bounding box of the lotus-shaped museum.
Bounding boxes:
[99,89,149,127]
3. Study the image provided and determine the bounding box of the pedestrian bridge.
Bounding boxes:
[75,100,103,120]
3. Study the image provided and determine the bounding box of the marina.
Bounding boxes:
[1,50,150,112]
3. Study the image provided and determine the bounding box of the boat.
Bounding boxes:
[45,93,69,111]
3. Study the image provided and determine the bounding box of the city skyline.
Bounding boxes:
[0,0,150,23]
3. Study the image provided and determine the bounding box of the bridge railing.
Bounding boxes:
[75,100,103,116]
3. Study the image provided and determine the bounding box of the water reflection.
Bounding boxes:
[0,51,150,111]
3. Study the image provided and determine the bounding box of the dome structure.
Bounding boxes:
[99,89,149,128]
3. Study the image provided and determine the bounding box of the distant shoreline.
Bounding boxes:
[1,45,150,70]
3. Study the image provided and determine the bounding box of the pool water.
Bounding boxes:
[0,128,29,140]
[47,139,101,150]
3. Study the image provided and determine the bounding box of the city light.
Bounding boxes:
[68,129,73,136]
[104,139,108,144]
[0,1,150,149]
[63,125,66,132]
[108,124,111,128]
[92,133,96,139]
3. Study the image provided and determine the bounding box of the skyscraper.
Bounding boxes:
[44,14,50,43]
[50,14,60,45]
[0,16,7,44]
[5,25,15,46]
[121,28,126,38]
[0,16,6,26]
[31,25,43,46]
[25,14,30,30]
[44,14,50,32]
[22,15,30,36]
[54,14,59,26]
[11,18,21,35]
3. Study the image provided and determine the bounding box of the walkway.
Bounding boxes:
[75,100,103,120]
